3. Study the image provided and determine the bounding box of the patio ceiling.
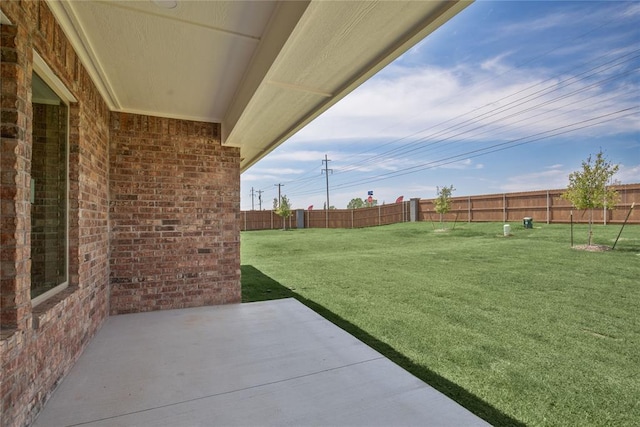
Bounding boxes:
[48,0,472,171]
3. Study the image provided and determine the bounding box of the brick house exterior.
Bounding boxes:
[0,0,470,424]
[108,112,240,315]
[1,2,240,426]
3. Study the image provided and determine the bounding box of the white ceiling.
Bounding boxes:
[48,0,471,171]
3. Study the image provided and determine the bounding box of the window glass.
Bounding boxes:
[31,73,68,300]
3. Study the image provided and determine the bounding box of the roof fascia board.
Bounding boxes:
[47,0,119,109]
[240,0,473,172]
[222,0,311,147]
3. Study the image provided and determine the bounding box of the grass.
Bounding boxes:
[241,222,640,426]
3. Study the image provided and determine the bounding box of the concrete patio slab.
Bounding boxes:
[33,298,490,426]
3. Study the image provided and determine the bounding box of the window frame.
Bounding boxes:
[31,51,77,307]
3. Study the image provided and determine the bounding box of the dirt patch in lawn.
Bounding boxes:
[572,244,611,252]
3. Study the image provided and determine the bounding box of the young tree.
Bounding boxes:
[347,198,366,209]
[562,150,619,246]
[273,195,292,230]
[434,185,455,228]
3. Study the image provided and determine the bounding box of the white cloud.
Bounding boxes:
[241,173,280,182]
[437,158,478,170]
[405,184,438,194]
[495,161,640,196]
[619,3,640,19]
[241,2,639,211]
[498,167,570,193]
[265,150,328,162]
[290,58,639,147]
[249,167,305,175]
[616,163,640,184]
[500,11,574,34]
[480,52,514,73]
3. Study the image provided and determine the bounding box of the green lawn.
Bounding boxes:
[241,222,640,426]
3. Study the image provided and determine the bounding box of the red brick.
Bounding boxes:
[1,1,110,425]
[1,2,241,426]
[109,112,240,315]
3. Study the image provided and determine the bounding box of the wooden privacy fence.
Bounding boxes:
[241,184,640,231]
[241,201,411,230]
[419,184,639,225]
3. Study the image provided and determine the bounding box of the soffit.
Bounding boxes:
[47,0,472,172]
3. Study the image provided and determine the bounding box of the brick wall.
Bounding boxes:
[108,112,241,314]
[1,1,110,426]
[1,1,241,425]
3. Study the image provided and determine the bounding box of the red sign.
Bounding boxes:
[367,196,373,203]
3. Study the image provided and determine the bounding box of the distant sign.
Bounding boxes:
[367,196,373,203]
[367,190,373,196]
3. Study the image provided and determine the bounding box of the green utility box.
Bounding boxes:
[523,217,533,229]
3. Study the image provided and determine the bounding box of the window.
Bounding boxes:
[30,72,69,305]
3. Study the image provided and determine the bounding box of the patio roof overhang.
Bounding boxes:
[48,0,472,172]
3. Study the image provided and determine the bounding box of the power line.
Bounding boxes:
[332,11,624,172]
[334,50,640,175]
[284,81,638,199]
[284,106,638,198]
[250,16,638,203]
[327,107,639,192]
[284,58,638,198]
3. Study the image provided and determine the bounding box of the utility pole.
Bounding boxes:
[322,154,333,229]
[275,183,284,207]
[322,154,332,210]
[250,187,255,210]
[257,190,263,210]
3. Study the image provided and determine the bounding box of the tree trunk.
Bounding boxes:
[588,209,593,246]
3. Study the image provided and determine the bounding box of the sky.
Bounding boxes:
[241,1,640,211]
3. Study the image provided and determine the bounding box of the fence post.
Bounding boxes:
[296,209,304,229]
[546,190,550,224]
[403,201,406,222]
[409,198,420,221]
[503,193,506,223]
[240,184,639,230]
[351,209,354,229]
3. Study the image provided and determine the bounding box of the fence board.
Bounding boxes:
[241,184,639,230]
